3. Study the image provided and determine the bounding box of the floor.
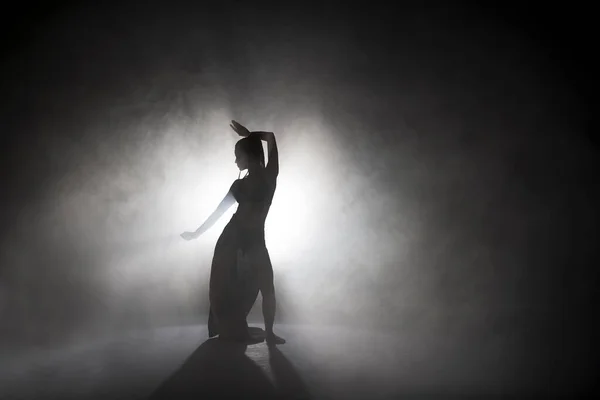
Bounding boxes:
[0,323,590,399]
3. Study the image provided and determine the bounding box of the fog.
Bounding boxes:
[1,3,597,392]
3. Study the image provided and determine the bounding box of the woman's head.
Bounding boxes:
[235,135,264,171]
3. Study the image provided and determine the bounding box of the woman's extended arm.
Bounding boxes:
[181,189,237,240]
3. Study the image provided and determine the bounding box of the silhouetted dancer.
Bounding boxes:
[181,120,286,346]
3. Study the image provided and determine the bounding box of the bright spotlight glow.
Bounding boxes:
[41,109,367,325]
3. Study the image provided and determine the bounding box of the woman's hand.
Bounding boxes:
[230,120,250,137]
[181,231,199,241]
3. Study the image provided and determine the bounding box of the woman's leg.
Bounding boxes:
[257,248,285,344]
[209,236,247,341]
[208,307,218,337]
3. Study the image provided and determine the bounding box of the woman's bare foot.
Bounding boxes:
[266,332,286,345]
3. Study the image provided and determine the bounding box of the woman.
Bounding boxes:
[181,120,285,345]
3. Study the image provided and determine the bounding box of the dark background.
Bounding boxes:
[1,0,598,394]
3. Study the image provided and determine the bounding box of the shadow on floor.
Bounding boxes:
[147,334,310,399]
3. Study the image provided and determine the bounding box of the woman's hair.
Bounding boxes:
[235,135,265,167]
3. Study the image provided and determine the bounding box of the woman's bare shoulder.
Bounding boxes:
[229,179,243,193]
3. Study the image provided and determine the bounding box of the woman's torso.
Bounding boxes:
[226,172,276,247]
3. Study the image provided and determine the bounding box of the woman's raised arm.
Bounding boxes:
[230,120,279,180]
[251,131,278,180]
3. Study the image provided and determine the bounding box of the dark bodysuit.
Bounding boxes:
[207,172,276,338]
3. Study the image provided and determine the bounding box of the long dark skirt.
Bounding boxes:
[207,223,268,339]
